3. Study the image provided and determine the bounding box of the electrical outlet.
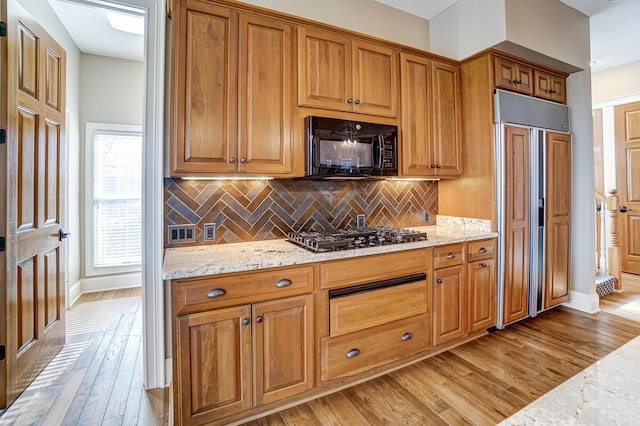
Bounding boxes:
[356,214,366,228]
[203,223,217,242]
[168,224,196,244]
[422,211,430,224]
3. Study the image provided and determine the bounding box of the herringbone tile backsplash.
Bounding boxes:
[164,178,438,246]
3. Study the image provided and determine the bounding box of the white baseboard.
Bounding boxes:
[69,280,83,307]
[563,290,600,314]
[81,272,142,293]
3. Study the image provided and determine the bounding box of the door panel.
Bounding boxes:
[3,1,67,408]
[238,14,293,174]
[432,61,462,176]
[615,102,640,274]
[352,40,398,117]
[503,126,530,324]
[544,132,571,308]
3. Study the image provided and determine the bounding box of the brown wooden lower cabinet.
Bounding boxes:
[468,258,497,332]
[171,239,497,424]
[174,295,314,425]
[432,240,497,346]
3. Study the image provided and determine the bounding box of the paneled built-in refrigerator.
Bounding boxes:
[494,89,572,328]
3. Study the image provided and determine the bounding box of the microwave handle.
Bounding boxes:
[376,134,384,168]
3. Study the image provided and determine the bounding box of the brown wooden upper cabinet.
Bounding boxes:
[494,55,567,104]
[400,53,462,177]
[534,70,567,103]
[170,1,298,177]
[297,26,399,118]
[494,56,534,96]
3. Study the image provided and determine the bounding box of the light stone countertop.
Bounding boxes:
[162,225,498,280]
[500,334,640,425]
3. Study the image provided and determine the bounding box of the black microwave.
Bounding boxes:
[304,116,398,179]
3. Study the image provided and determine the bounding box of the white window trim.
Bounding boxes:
[85,122,143,277]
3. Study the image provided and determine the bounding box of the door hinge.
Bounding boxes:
[0,22,6,37]
[0,237,5,252]
[0,129,6,144]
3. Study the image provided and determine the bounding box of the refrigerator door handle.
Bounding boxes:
[538,198,545,227]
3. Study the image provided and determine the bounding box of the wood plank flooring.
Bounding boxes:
[245,277,640,426]
[0,288,169,426]
[1,275,640,425]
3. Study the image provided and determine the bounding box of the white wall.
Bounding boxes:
[505,0,590,70]
[79,54,144,292]
[16,0,82,307]
[238,0,430,51]
[592,60,640,104]
[430,0,506,60]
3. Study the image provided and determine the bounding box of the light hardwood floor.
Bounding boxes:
[1,276,640,425]
[0,288,169,426]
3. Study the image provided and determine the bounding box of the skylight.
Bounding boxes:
[106,10,144,35]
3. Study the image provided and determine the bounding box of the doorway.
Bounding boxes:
[46,0,166,390]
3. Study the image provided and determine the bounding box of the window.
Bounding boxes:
[86,123,142,276]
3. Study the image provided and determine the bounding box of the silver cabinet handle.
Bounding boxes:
[479,247,487,253]
[401,332,413,342]
[242,318,250,326]
[346,348,360,358]
[207,288,227,298]
[446,253,455,259]
[481,263,487,268]
[240,157,247,163]
[436,279,443,284]
[256,316,263,323]
[347,98,353,104]
[275,278,292,288]
[229,156,236,163]
[355,99,361,105]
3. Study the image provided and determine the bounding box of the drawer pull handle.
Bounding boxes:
[207,288,227,298]
[401,332,413,342]
[479,247,487,253]
[481,263,487,268]
[242,318,250,326]
[447,253,455,259]
[346,348,360,358]
[275,278,293,288]
[436,279,443,284]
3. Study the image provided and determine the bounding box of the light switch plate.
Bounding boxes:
[356,214,366,228]
[168,224,196,244]
[422,211,430,224]
[203,223,217,242]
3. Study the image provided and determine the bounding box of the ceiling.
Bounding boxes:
[49,0,639,73]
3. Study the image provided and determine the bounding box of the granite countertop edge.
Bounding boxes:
[162,225,499,281]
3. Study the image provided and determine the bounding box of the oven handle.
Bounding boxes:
[328,273,427,299]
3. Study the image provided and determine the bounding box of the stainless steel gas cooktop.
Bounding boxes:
[287,226,427,253]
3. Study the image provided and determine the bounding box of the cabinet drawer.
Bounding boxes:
[321,315,428,380]
[433,244,465,269]
[173,265,314,314]
[320,249,429,290]
[467,239,496,262]
[329,279,427,337]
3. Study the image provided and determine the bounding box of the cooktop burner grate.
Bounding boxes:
[287,226,427,253]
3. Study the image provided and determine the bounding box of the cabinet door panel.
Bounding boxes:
[432,265,466,346]
[172,4,238,174]
[400,53,433,176]
[544,132,571,308]
[239,14,294,174]
[297,27,352,111]
[254,294,314,405]
[468,259,496,332]
[353,41,398,117]
[175,305,252,424]
[503,126,530,324]
[432,61,462,176]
